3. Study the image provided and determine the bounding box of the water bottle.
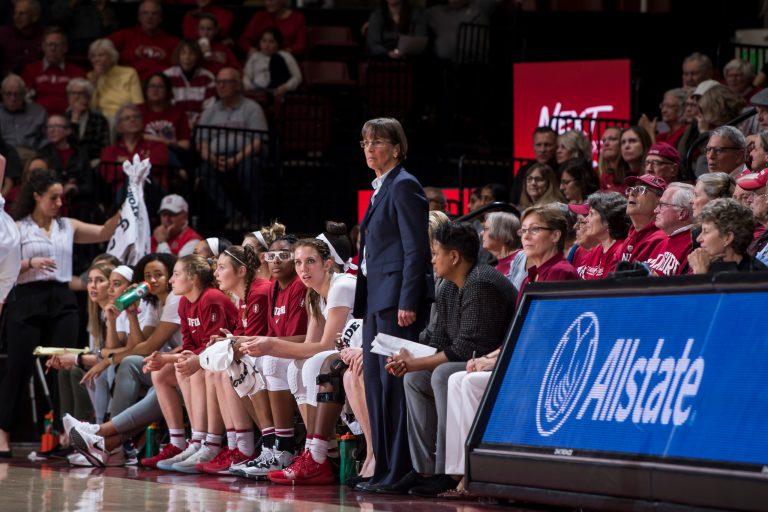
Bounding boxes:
[339,433,358,485]
[115,282,150,311]
[144,422,159,458]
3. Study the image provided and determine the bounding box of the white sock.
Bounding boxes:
[191,431,205,446]
[226,429,236,449]
[304,435,314,452]
[205,433,223,451]
[236,429,254,456]
[309,436,329,464]
[169,428,186,450]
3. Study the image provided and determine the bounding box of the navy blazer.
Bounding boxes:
[353,165,434,317]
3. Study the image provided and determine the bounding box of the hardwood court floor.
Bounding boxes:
[0,458,560,512]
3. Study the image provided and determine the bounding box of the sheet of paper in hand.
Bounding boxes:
[107,154,152,265]
[371,332,437,358]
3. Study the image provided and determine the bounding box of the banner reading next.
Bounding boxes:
[513,60,631,160]
[482,292,768,467]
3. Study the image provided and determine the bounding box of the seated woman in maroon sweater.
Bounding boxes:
[517,205,580,305]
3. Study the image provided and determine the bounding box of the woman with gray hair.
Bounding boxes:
[481,211,521,276]
[555,130,591,165]
[639,88,689,147]
[87,38,143,121]
[578,191,630,279]
[65,78,111,163]
[688,198,767,273]
[724,58,759,101]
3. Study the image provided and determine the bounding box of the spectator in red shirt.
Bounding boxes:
[639,88,689,148]
[647,183,695,275]
[480,212,521,277]
[182,0,233,41]
[108,0,179,81]
[22,28,85,116]
[99,103,169,192]
[195,15,240,77]
[517,205,579,305]
[0,0,44,75]
[577,191,629,279]
[151,194,202,257]
[139,73,191,152]
[643,142,681,185]
[37,114,93,208]
[164,40,216,130]
[239,0,308,57]
[619,174,668,264]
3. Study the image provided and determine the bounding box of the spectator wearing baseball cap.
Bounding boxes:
[577,191,629,279]
[737,169,768,261]
[565,202,595,270]
[150,194,202,256]
[618,174,668,264]
[647,183,695,275]
[750,90,768,133]
[644,142,682,184]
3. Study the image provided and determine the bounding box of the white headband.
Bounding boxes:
[252,231,269,250]
[315,233,358,272]
[206,237,220,256]
[113,265,134,282]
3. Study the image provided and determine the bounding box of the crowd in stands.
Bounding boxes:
[1,0,768,504]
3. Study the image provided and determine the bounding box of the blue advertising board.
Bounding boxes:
[482,292,768,467]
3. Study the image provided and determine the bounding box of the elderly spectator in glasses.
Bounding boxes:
[197,67,268,227]
[705,126,748,178]
[647,183,695,275]
[37,114,93,206]
[639,88,689,147]
[576,191,629,279]
[682,52,714,90]
[688,198,767,273]
[0,74,47,160]
[64,78,110,165]
[735,170,768,262]
[423,186,447,213]
[644,142,682,184]
[517,205,579,304]
[689,172,736,252]
[87,38,143,121]
[618,174,668,264]
[598,126,625,195]
[723,58,760,102]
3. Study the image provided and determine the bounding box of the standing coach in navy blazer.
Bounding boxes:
[353,118,434,491]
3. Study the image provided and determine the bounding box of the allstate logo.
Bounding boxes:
[536,313,599,437]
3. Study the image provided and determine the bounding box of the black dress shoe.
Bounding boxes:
[376,470,432,495]
[409,474,459,497]
[0,450,12,459]
[346,475,370,488]
[354,481,381,493]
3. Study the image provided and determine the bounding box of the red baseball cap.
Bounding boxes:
[567,203,589,215]
[624,174,668,192]
[647,142,681,167]
[737,169,768,191]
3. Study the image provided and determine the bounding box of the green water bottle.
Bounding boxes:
[145,422,159,458]
[339,433,358,485]
[115,282,150,311]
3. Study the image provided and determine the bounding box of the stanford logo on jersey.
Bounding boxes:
[188,317,201,327]
[211,312,217,322]
[273,305,286,316]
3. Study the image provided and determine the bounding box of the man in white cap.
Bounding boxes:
[151,193,201,256]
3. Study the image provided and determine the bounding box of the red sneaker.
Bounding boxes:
[140,444,183,469]
[268,451,335,485]
[198,448,250,475]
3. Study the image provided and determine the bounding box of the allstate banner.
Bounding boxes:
[482,292,768,467]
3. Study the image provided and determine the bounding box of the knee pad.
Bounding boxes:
[287,361,308,405]
[315,359,349,405]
